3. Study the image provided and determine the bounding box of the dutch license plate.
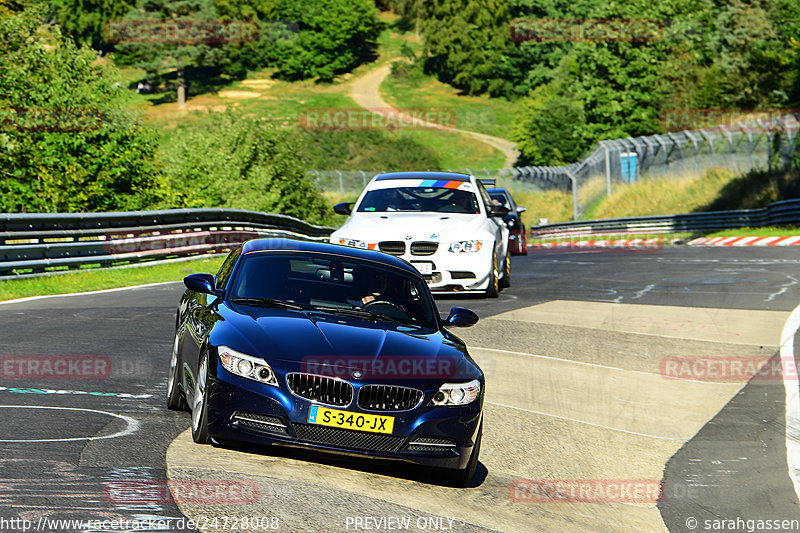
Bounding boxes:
[413,262,433,275]
[308,405,394,434]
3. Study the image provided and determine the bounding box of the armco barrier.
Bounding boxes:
[0,208,334,277]
[530,198,800,240]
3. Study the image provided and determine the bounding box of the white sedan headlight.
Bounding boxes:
[431,379,481,406]
[448,240,483,253]
[218,346,278,386]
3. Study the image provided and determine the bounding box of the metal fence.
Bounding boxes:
[530,198,800,240]
[310,114,800,220]
[0,208,333,278]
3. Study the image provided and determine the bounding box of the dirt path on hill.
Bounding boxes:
[349,64,519,168]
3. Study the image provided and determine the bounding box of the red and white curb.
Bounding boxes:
[688,236,800,246]
[530,238,674,248]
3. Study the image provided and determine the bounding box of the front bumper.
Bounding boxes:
[402,247,494,293]
[204,372,482,470]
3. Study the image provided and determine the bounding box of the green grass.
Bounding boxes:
[530,233,692,244]
[380,65,517,141]
[520,168,743,225]
[704,226,800,237]
[0,256,226,302]
[128,63,505,172]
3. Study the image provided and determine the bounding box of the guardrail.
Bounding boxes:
[0,209,334,278]
[530,198,800,240]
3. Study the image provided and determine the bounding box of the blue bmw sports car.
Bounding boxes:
[167,238,484,485]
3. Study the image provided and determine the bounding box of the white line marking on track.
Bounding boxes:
[0,281,180,306]
[766,275,799,303]
[473,346,722,384]
[632,284,656,300]
[780,302,800,502]
[485,401,686,441]
[0,405,139,442]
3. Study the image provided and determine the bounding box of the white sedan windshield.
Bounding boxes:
[357,187,480,214]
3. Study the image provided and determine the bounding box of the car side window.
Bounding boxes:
[215,248,242,290]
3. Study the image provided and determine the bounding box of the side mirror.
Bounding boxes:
[334,202,353,215]
[516,206,527,214]
[445,307,479,327]
[489,204,510,217]
[184,273,221,296]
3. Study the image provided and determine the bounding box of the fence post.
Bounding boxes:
[566,168,578,220]
[700,129,714,169]
[784,116,794,170]
[758,119,772,170]
[336,170,343,195]
[685,131,699,176]
[719,125,734,172]
[738,123,754,172]
[602,142,611,195]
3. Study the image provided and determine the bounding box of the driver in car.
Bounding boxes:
[348,274,388,307]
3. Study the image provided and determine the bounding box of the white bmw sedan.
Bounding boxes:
[330,172,510,297]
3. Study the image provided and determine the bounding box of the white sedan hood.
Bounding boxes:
[332,212,492,242]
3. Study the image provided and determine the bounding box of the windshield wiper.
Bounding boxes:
[230,297,307,310]
[308,305,397,322]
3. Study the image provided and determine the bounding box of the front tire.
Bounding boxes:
[520,228,528,255]
[191,351,211,444]
[485,253,499,298]
[443,423,482,487]
[499,252,510,289]
[167,333,187,411]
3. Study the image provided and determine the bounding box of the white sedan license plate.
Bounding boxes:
[413,262,433,275]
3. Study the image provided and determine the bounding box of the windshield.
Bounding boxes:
[357,187,480,214]
[489,192,511,210]
[229,252,437,328]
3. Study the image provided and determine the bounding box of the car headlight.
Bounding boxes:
[430,379,481,406]
[448,240,483,253]
[218,346,278,386]
[338,238,372,250]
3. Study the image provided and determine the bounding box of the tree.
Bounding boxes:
[272,0,380,82]
[512,57,589,165]
[48,0,135,50]
[111,0,228,106]
[0,7,165,213]
[160,111,330,224]
[419,0,510,94]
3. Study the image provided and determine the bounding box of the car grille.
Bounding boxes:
[230,411,289,437]
[450,271,476,279]
[357,384,424,412]
[410,241,438,256]
[294,424,405,453]
[378,241,405,256]
[287,373,353,407]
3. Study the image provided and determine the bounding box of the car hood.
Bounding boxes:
[213,305,481,382]
[332,212,491,242]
